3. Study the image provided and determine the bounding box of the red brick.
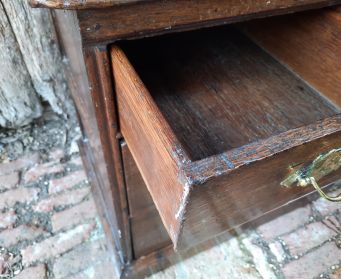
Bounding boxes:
[0,209,17,229]
[49,170,87,194]
[282,242,341,279]
[322,216,341,233]
[0,172,19,191]
[257,206,311,240]
[22,222,95,266]
[69,140,80,155]
[15,264,47,279]
[0,187,39,210]
[49,149,64,161]
[68,258,119,279]
[242,235,278,279]
[53,238,109,278]
[23,162,64,183]
[0,225,45,247]
[331,268,341,279]
[51,198,97,232]
[0,153,40,175]
[281,222,336,256]
[69,156,83,167]
[313,192,341,216]
[269,241,286,263]
[33,187,90,213]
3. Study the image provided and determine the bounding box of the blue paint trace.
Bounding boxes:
[220,154,235,169]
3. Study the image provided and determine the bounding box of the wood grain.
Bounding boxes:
[3,0,74,120]
[29,0,140,9]
[0,2,42,127]
[112,27,341,249]
[121,142,171,259]
[52,10,130,271]
[84,46,133,263]
[77,0,341,45]
[242,7,341,107]
[122,27,339,160]
[180,121,341,247]
[112,45,189,246]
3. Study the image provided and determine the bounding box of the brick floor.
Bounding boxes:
[0,149,112,279]
[0,147,340,279]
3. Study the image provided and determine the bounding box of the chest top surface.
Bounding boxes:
[29,0,340,10]
[29,0,140,9]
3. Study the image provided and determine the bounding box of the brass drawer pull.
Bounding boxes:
[281,148,341,202]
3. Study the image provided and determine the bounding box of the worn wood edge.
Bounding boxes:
[29,0,340,10]
[111,45,193,248]
[28,0,145,9]
[110,45,191,167]
[173,115,341,248]
[78,0,341,45]
[184,114,341,185]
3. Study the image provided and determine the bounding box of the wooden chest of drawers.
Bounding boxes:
[32,1,341,278]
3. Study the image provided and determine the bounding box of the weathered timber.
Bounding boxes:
[0,1,42,127]
[2,0,74,118]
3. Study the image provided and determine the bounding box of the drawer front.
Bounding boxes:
[112,13,341,249]
[121,142,171,258]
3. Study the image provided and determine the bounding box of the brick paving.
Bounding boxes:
[0,145,340,278]
[0,148,116,279]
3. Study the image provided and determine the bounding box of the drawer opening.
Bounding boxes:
[112,8,341,249]
[120,26,340,161]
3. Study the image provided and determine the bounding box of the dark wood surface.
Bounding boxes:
[121,142,171,259]
[112,45,189,246]
[52,9,132,270]
[77,0,341,45]
[29,0,139,9]
[180,125,341,247]
[242,6,341,107]
[112,26,341,249]
[83,46,133,263]
[121,27,339,161]
[30,0,341,11]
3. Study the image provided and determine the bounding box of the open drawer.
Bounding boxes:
[111,8,341,250]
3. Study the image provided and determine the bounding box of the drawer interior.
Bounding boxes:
[114,8,341,249]
[120,26,340,161]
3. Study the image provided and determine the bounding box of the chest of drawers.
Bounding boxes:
[32,1,341,278]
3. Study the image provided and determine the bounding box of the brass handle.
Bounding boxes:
[281,148,341,202]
